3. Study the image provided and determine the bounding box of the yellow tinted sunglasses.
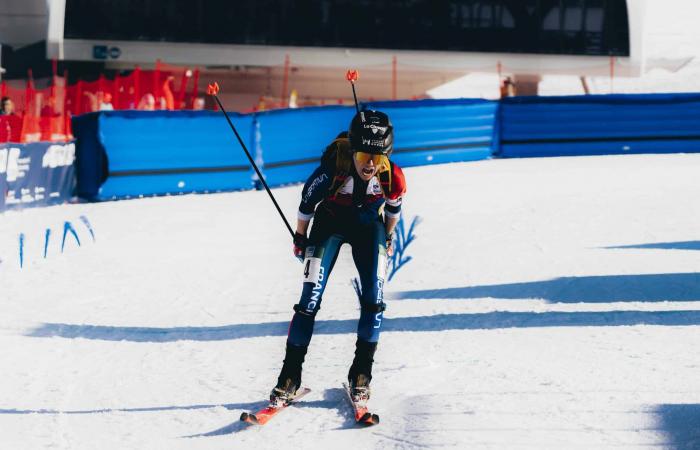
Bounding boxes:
[353,151,386,166]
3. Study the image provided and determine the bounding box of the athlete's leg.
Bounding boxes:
[286,233,344,347]
[276,225,344,392]
[347,220,387,386]
[350,219,387,343]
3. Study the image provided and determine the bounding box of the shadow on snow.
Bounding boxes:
[26,309,700,343]
[0,389,356,438]
[653,404,700,450]
[186,388,354,438]
[604,241,700,251]
[0,401,261,415]
[390,272,700,303]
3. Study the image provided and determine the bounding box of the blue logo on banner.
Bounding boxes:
[0,142,76,213]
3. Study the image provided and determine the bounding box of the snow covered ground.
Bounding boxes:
[1,153,700,449]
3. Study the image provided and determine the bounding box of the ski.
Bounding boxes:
[239,387,311,426]
[342,382,380,426]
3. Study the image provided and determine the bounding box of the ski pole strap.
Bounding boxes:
[361,302,387,314]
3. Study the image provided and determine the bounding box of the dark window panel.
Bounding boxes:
[64,0,630,57]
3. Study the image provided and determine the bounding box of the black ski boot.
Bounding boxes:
[270,344,307,407]
[347,339,377,403]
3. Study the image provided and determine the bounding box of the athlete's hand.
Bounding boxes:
[386,233,395,257]
[293,232,307,262]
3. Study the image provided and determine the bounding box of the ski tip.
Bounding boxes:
[357,412,380,426]
[240,412,259,424]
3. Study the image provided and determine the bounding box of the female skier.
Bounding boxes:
[270,109,407,406]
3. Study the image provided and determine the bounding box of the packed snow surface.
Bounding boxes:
[2,154,700,449]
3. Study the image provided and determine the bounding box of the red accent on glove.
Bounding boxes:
[293,232,307,262]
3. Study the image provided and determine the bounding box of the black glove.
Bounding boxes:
[293,232,307,262]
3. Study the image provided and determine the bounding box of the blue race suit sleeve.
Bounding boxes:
[298,164,333,220]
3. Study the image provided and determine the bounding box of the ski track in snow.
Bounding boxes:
[1,154,700,449]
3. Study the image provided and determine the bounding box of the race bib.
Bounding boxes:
[303,256,322,283]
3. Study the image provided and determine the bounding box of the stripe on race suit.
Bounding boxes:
[377,246,387,281]
[303,256,323,284]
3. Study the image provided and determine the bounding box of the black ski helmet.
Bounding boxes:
[348,110,394,156]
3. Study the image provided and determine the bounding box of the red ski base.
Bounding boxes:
[356,410,380,426]
[240,387,311,426]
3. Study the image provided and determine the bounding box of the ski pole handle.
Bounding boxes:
[346,70,360,113]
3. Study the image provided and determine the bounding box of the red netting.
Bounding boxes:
[0,60,203,144]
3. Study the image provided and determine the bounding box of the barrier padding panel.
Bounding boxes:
[74,111,255,199]
[366,98,498,168]
[254,106,355,187]
[254,99,497,188]
[500,93,700,158]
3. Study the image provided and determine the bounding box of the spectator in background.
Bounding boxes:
[99,93,114,111]
[138,93,156,111]
[289,89,299,109]
[0,96,22,142]
[500,77,516,98]
[41,97,60,117]
[1,97,15,115]
[193,97,205,110]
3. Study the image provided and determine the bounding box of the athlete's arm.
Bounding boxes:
[297,218,311,236]
[384,163,406,237]
[384,215,399,237]
[297,164,333,231]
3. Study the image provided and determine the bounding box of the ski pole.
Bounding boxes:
[207,82,294,238]
[346,70,360,113]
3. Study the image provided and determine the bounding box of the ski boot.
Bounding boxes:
[269,378,298,408]
[349,373,371,404]
[270,344,307,407]
[347,339,377,404]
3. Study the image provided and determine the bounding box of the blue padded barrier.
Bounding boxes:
[253,106,355,187]
[365,98,498,167]
[73,100,498,199]
[253,99,497,188]
[72,113,106,199]
[74,110,255,200]
[500,93,700,158]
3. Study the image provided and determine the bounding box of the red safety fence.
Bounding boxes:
[0,60,203,144]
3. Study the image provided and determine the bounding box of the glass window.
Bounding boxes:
[543,7,561,31]
[586,7,604,32]
[564,7,584,32]
[64,0,630,57]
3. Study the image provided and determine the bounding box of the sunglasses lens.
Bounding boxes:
[354,152,383,165]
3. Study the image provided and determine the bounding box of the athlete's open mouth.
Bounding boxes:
[362,167,374,176]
